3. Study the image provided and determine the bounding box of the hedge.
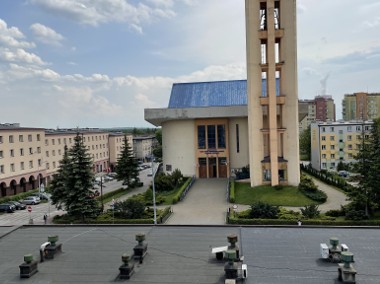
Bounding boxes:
[53,206,172,225]
[172,177,193,204]
[229,179,235,203]
[0,189,39,204]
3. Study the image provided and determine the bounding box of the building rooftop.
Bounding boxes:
[1,225,379,283]
[168,79,280,109]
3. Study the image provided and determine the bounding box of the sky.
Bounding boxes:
[1,0,380,129]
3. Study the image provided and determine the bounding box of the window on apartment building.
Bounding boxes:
[330,145,335,150]
[58,138,61,144]
[96,154,98,159]
[45,139,48,145]
[322,154,326,159]
[356,126,361,131]
[83,137,86,142]
[340,148,343,152]
[339,139,343,143]
[322,163,327,169]
[348,135,352,141]
[20,148,24,156]
[52,139,55,145]
[10,149,14,157]
[166,164,172,171]
[207,125,216,148]
[58,149,61,155]
[38,159,42,167]
[52,150,55,156]
[331,154,335,159]
[0,151,3,158]
[348,144,352,150]
[10,163,15,172]
[322,136,326,141]
[46,151,49,157]
[28,134,32,142]
[69,138,72,143]
[46,162,50,169]
[330,127,334,131]
[347,126,352,132]
[37,147,41,153]
[20,162,24,170]
[9,135,14,143]
[0,136,3,143]
[365,126,370,131]
[53,162,56,168]
[356,144,360,150]
[365,135,369,139]
[29,147,33,154]
[29,160,33,169]
[330,136,335,141]
[96,145,98,150]
[322,127,325,132]
[96,136,98,141]
[37,134,40,141]
[356,135,361,139]
[92,145,94,150]
[321,145,326,150]
[19,135,23,142]
[348,153,353,159]
[331,162,336,168]
[0,165,4,173]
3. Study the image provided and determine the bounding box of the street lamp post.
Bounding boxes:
[151,155,157,225]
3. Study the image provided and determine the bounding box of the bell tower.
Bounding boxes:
[246,0,300,186]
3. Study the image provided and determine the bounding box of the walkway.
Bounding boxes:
[165,179,229,225]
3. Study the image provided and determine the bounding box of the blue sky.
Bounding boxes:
[1,0,380,128]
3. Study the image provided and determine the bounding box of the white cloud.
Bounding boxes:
[30,0,178,32]
[30,23,64,46]
[0,48,46,65]
[0,19,35,48]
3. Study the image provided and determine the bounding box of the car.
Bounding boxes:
[21,196,40,205]
[0,203,16,213]
[33,193,50,200]
[7,201,26,210]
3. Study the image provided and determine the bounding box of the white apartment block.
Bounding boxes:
[311,120,373,171]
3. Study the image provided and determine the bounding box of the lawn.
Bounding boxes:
[234,182,318,206]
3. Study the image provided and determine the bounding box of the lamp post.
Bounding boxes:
[151,154,157,225]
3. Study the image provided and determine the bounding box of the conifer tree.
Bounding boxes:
[50,133,100,221]
[115,135,140,188]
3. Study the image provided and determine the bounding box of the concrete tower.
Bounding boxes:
[246,0,300,186]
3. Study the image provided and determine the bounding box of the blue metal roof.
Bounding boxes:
[168,79,279,108]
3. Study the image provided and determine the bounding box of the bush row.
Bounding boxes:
[172,176,193,204]
[229,179,235,203]
[0,189,39,204]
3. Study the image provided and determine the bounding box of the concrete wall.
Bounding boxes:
[162,120,196,177]
[228,118,249,170]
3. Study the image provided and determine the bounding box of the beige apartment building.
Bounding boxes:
[0,124,131,197]
[133,136,155,162]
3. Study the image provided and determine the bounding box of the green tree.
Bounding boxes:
[50,134,100,221]
[114,199,145,219]
[352,118,380,216]
[299,126,311,160]
[115,135,140,188]
[301,204,320,219]
[249,202,279,219]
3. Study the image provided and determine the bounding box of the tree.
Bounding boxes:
[115,135,140,188]
[50,134,100,221]
[351,118,380,216]
[301,204,320,219]
[299,126,311,160]
[153,129,162,160]
[249,202,279,219]
[114,199,145,219]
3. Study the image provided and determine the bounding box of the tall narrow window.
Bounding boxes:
[236,124,240,153]
[207,125,216,149]
[217,125,226,149]
[197,125,206,149]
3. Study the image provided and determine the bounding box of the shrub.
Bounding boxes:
[325,209,345,217]
[113,199,145,219]
[298,174,327,202]
[277,207,301,220]
[249,202,279,219]
[172,177,193,204]
[345,209,367,221]
[229,180,235,203]
[301,204,320,219]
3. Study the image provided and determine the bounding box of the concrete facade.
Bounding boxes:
[343,92,380,121]
[246,0,300,186]
[311,120,373,171]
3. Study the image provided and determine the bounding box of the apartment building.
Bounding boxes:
[0,124,131,197]
[310,120,373,171]
[133,136,155,162]
[342,92,380,121]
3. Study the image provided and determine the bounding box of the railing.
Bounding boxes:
[179,175,196,201]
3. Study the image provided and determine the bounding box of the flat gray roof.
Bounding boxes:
[1,225,379,283]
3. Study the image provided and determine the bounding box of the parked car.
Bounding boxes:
[7,201,26,210]
[32,193,50,200]
[21,196,40,205]
[0,203,16,213]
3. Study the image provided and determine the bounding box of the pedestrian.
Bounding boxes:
[43,214,48,225]
[297,219,302,226]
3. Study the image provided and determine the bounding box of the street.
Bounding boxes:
[0,167,154,226]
